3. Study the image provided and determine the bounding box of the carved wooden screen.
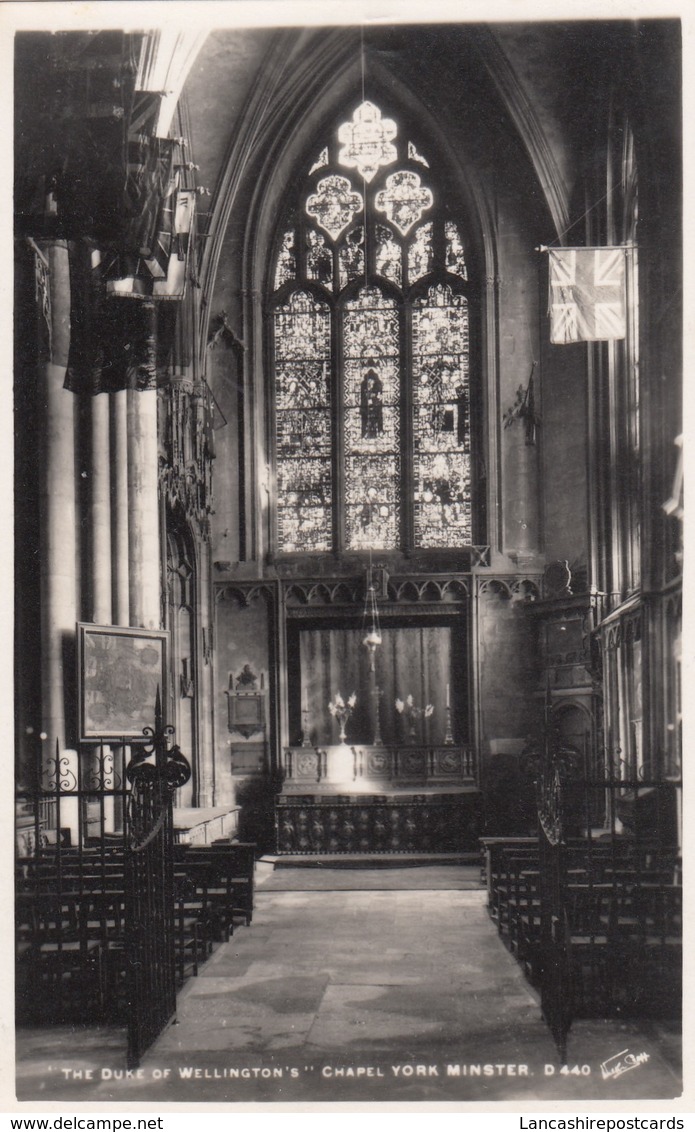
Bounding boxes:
[270,100,474,555]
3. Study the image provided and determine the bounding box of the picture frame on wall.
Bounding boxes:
[77,623,169,743]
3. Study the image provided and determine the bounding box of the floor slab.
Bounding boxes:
[16,884,682,1104]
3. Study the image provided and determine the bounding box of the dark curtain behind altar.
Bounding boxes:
[297,625,462,747]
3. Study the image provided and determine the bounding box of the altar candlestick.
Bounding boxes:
[301,685,312,747]
[372,684,384,747]
[444,683,454,746]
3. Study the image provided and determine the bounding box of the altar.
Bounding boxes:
[275,744,481,854]
[275,572,481,854]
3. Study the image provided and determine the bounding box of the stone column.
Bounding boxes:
[38,240,76,751]
[89,392,116,830]
[90,393,112,624]
[127,386,161,630]
[109,388,130,831]
[110,389,130,626]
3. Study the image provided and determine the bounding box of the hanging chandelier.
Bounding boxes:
[362,572,382,672]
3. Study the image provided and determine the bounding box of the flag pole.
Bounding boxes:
[535,243,634,253]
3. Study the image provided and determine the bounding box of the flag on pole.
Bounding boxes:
[106,188,196,301]
[548,247,627,344]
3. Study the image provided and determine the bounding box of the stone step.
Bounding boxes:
[264,852,480,870]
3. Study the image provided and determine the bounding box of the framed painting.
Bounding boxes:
[77,623,169,742]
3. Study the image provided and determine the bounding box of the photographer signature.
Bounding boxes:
[600,1049,650,1080]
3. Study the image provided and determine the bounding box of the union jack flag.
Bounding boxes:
[548,247,627,344]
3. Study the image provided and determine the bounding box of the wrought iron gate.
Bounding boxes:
[124,701,191,1067]
[16,699,190,1069]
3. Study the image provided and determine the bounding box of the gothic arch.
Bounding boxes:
[216,45,509,560]
[244,59,497,294]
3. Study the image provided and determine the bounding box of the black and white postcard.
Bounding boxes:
[4,0,689,1116]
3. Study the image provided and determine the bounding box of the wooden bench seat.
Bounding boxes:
[16,893,104,1022]
[174,842,256,929]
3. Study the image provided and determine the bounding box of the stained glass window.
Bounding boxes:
[337,102,398,182]
[306,175,363,240]
[343,288,400,549]
[338,226,365,290]
[445,222,467,279]
[412,285,471,547]
[274,230,296,289]
[408,141,429,167]
[308,147,329,176]
[306,229,332,287]
[375,171,433,235]
[271,101,475,554]
[274,291,333,552]
[408,222,433,284]
[375,225,402,287]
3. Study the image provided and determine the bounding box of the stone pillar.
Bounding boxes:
[38,240,76,750]
[109,388,130,832]
[90,393,112,624]
[127,386,161,630]
[110,389,130,626]
[88,393,115,829]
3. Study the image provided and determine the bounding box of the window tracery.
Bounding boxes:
[408,140,429,167]
[308,147,329,176]
[337,101,398,181]
[306,174,363,240]
[375,170,433,235]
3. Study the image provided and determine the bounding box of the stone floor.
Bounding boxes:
[16,882,682,1105]
[256,861,483,890]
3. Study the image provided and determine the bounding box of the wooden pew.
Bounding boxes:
[174,842,256,930]
[16,892,104,1022]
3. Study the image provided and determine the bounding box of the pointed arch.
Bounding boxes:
[263,92,482,557]
[201,29,573,558]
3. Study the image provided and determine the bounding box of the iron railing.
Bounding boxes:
[16,702,190,1067]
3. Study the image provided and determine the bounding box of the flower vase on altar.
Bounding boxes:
[328,692,357,744]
